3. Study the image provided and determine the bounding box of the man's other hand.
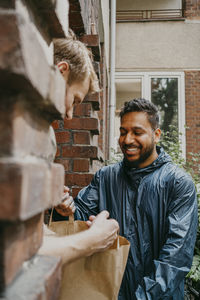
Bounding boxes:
[55,186,75,216]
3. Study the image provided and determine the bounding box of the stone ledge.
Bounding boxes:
[3,255,61,300]
[0,159,64,221]
[0,100,59,161]
[0,214,43,291]
[0,10,65,120]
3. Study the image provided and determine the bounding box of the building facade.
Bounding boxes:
[115,0,200,159]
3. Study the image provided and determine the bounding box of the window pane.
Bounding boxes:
[151,78,178,133]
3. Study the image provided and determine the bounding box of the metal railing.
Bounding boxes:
[116,9,184,22]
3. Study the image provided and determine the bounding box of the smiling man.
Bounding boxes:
[65,98,198,300]
[119,109,161,168]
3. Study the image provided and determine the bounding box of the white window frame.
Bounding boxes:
[115,72,186,158]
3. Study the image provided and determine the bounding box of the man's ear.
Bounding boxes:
[57,61,69,79]
[154,128,161,144]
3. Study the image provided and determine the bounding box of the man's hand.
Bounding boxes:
[87,210,119,254]
[55,186,75,216]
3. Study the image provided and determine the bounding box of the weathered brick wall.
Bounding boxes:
[98,43,109,158]
[54,1,109,198]
[185,71,200,155]
[185,0,200,18]
[0,0,69,298]
[69,0,85,35]
[79,0,99,34]
[69,0,99,35]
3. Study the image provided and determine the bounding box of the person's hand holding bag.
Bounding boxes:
[84,210,119,255]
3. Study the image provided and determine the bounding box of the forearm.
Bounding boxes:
[38,225,97,265]
[39,211,119,265]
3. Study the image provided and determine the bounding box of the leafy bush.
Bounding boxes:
[160,125,200,286]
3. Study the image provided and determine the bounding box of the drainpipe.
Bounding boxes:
[109,0,116,158]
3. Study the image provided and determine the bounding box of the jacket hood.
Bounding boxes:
[122,146,172,187]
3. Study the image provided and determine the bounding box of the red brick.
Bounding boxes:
[62,145,98,158]
[0,159,64,221]
[54,159,70,171]
[64,118,99,134]
[79,35,100,47]
[73,131,90,144]
[69,2,81,11]
[65,173,94,186]
[73,103,92,117]
[51,120,59,130]
[55,131,70,144]
[69,11,84,27]
[73,159,90,172]
[0,213,43,289]
[55,146,61,157]
[185,71,200,157]
[0,13,65,117]
[0,102,59,161]
[185,0,200,18]
[79,34,101,62]
[84,93,100,110]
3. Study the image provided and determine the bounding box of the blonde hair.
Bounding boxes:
[54,30,100,94]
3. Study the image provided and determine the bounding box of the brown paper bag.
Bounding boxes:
[49,215,130,300]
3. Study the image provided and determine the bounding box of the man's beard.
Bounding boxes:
[124,139,155,168]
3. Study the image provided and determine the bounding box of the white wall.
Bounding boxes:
[100,0,110,70]
[116,22,200,71]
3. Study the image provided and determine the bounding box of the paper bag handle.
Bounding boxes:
[49,208,74,226]
[49,208,54,226]
[117,235,120,250]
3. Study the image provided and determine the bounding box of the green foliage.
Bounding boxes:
[187,253,200,282]
[160,125,200,284]
[152,78,178,133]
[105,148,123,166]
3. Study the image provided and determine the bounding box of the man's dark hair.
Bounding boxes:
[120,98,159,130]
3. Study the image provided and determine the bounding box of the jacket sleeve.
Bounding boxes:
[135,174,198,299]
[74,170,101,221]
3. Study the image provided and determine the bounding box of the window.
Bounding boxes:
[116,0,184,22]
[115,72,185,157]
[151,77,178,133]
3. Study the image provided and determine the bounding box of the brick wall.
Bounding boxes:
[185,0,200,18]
[0,0,69,298]
[53,2,109,198]
[185,71,200,154]
[53,97,102,198]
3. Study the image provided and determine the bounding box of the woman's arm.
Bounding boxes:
[39,211,119,264]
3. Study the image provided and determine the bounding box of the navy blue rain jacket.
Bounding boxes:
[74,147,198,300]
